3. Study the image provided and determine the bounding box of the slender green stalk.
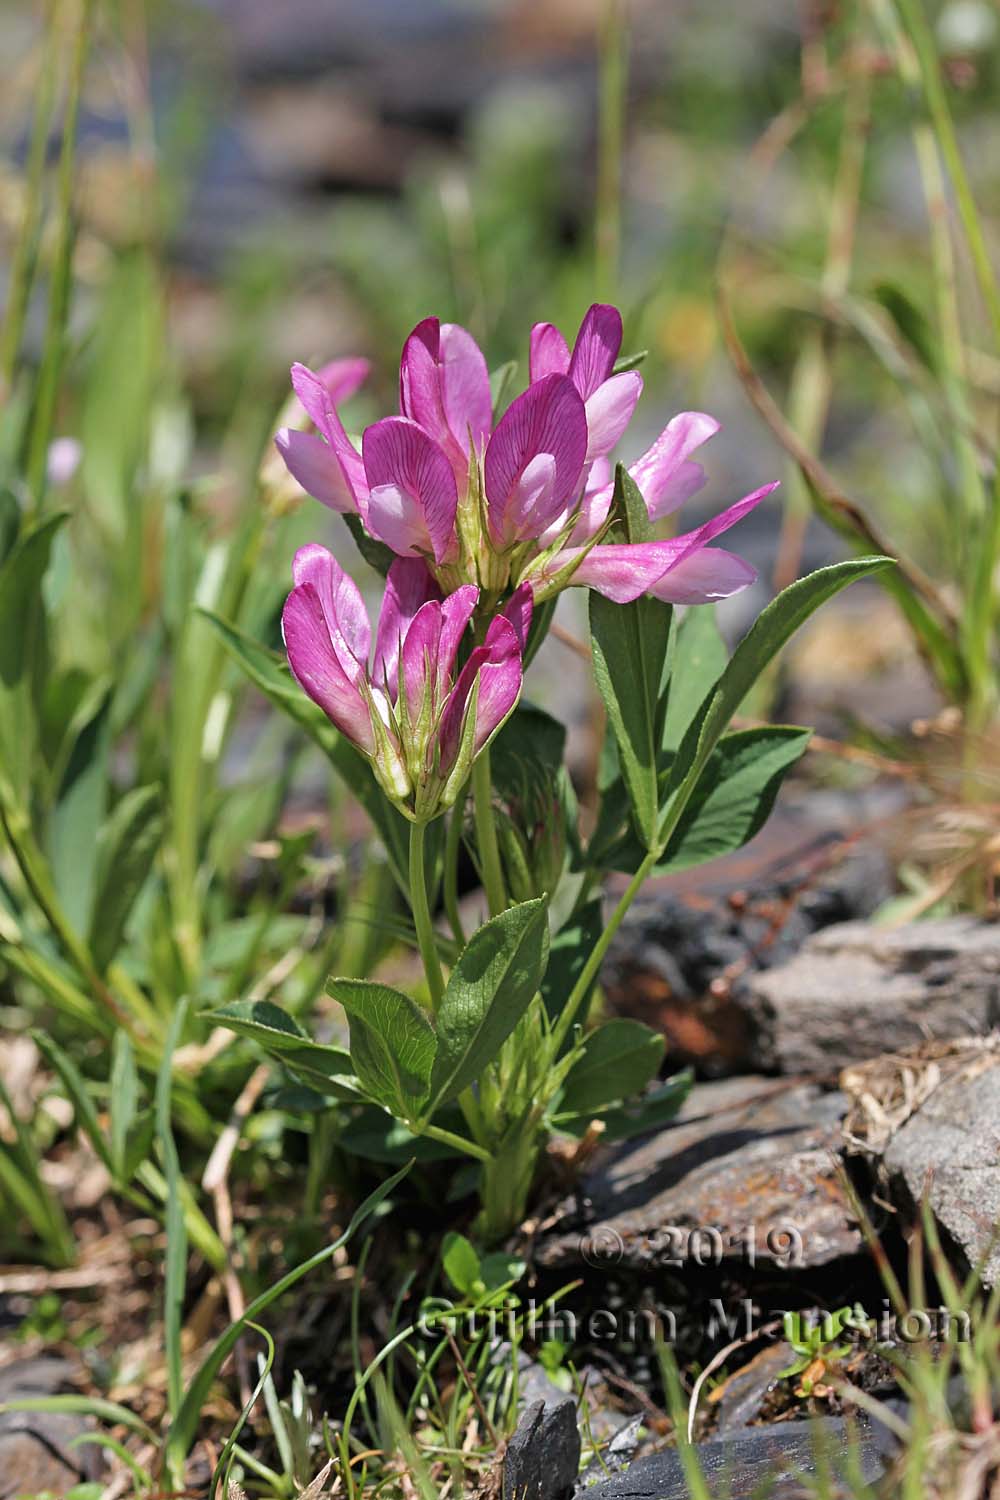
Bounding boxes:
[26,0,96,507]
[419,1123,490,1163]
[409,818,444,1009]
[550,846,658,1055]
[893,0,1000,348]
[595,0,627,300]
[471,749,506,917]
[442,798,467,945]
[0,0,60,391]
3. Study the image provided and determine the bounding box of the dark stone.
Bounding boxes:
[0,1359,103,1499]
[575,1414,885,1498]
[505,1397,582,1500]
[883,1055,1000,1288]
[747,918,1000,1075]
[709,1342,796,1435]
[534,1076,860,1272]
[602,839,896,1076]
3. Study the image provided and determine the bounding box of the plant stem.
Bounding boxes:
[409,818,444,1009]
[419,1123,490,1163]
[551,846,659,1055]
[443,797,467,946]
[472,749,506,918]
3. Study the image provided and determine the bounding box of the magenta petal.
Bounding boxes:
[436,584,479,696]
[399,318,491,466]
[276,429,357,513]
[562,482,777,603]
[282,584,374,752]
[438,617,522,773]
[439,323,492,452]
[501,582,534,651]
[471,616,523,752]
[315,356,370,405]
[400,599,443,722]
[630,411,720,521]
[583,371,643,462]
[529,322,571,383]
[291,543,372,677]
[374,558,441,693]
[568,304,623,399]
[484,374,588,545]
[362,417,458,563]
[649,547,757,605]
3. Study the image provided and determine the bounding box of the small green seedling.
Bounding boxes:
[778,1304,872,1397]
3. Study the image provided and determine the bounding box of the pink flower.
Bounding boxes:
[275,304,775,612]
[282,547,526,817]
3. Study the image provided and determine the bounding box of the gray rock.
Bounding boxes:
[575,1414,885,1498]
[0,1358,103,1499]
[884,1056,1000,1288]
[535,1076,861,1272]
[746,918,1000,1075]
[505,1397,582,1500]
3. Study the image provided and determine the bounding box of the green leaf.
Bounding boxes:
[338,1106,464,1163]
[660,558,895,851]
[589,468,672,847]
[210,999,358,1096]
[344,513,394,577]
[559,1019,664,1115]
[427,898,550,1112]
[88,784,162,972]
[558,1071,692,1144]
[330,979,437,1119]
[47,687,112,934]
[156,999,188,1420]
[0,511,67,808]
[109,1030,139,1181]
[662,604,728,753]
[441,1231,481,1295]
[659,727,810,871]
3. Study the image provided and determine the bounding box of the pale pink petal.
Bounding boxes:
[648,547,757,604]
[316,356,370,405]
[46,436,82,487]
[629,411,720,521]
[484,374,588,545]
[529,322,570,383]
[275,429,357,514]
[288,362,368,510]
[568,304,623,399]
[282,584,374,753]
[374,558,441,693]
[362,416,458,564]
[583,371,643,462]
[567,460,615,544]
[291,543,371,677]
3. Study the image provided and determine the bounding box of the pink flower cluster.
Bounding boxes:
[277,305,776,816]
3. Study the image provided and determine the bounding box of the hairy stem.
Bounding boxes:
[409,818,444,1009]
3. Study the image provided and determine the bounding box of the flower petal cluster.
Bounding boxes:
[282,546,527,818]
[275,303,776,609]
